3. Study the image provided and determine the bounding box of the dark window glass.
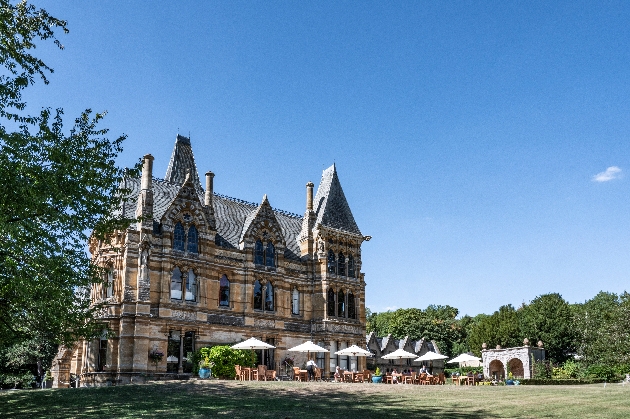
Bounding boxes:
[254,240,264,265]
[265,281,274,311]
[171,267,182,299]
[173,222,185,251]
[291,288,299,315]
[337,290,345,317]
[97,339,107,372]
[338,252,345,276]
[185,269,196,301]
[253,280,263,310]
[348,255,355,278]
[187,225,198,253]
[167,331,180,372]
[327,250,336,274]
[265,242,275,267]
[327,288,336,317]
[183,331,195,373]
[348,292,356,319]
[219,275,230,307]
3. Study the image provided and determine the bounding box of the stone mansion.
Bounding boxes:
[52,134,369,386]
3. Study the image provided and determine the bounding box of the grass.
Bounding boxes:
[1,380,629,418]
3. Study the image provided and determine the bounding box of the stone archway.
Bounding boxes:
[488,359,505,380]
[508,358,524,378]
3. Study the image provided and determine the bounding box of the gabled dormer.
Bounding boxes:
[165,134,203,194]
[239,195,286,268]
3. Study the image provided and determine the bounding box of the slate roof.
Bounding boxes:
[313,164,362,236]
[164,135,203,193]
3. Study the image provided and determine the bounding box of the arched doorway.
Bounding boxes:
[508,358,524,378]
[489,359,505,380]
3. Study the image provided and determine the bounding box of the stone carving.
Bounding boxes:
[137,244,150,301]
[311,322,361,335]
[254,319,275,329]
[207,314,245,326]
[171,310,196,321]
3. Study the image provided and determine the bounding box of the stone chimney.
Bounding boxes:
[136,154,154,229]
[205,171,214,206]
[298,181,316,257]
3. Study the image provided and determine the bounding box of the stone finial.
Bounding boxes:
[306,182,314,211]
[537,340,543,348]
[205,171,214,206]
[482,342,487,350]
[141,154,154,190]
[496,345,501,349]
[523,338,530,346]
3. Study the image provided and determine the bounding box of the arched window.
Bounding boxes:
[104,269,113,299]
[171,267,182,299]
[327,288,336,317]
[173,222,185,251]
[292,288,299,315]
[265,281,274,311]
[338,252,346,276]
[347,254,355,278]
[185,269,196,301]
[253,280,263,310]
[348,292,356,319]
[265,242,275,267]
[187,225,198,253]
[219,274,230,307]
[337,290,345,317]
[254,240,264,265]
[327,250,336,274]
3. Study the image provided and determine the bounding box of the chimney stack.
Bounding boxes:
[306,181,314,211]
[141,154,154,190]
[205,171,215,206]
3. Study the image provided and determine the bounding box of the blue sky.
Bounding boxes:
[26,1,630,316]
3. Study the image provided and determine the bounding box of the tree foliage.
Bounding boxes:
[0,0,137,386]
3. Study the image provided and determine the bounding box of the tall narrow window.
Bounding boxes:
[173,222,185,251]
[253,280,263,310]
[171,267,182,299]
[185,269,196,301]
[292,288,299,315]
[265,242,275,267]
[187,225,198,253]
[327,250,336,274]
[348,292,356,319]
[337,290,345,317]
[183,331,195,373]
[97,337,107,372]
[327,288,336,317]
[105,270,114,299]
[254,240,264,265]
[338,252,346,276]
[219,275,230,307]
[348,254,355,278]
[265,281,274,311]
[167,331,180,372]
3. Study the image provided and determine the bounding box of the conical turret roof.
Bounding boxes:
[164,134,203,192]
[313,164,361,235]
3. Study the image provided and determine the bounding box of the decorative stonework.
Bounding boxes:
[482,345,545,379]
[171,310,196,321]
[254,319,275,329]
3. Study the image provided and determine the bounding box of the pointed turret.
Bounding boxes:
[164,134,203,192]
[313,164,361,235]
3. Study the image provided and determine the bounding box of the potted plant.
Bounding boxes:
[505,371,514,385]
[372,367,383,383]
[199,359,214,379]
[149,349,164,371]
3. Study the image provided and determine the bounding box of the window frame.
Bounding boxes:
[219,274,230,307]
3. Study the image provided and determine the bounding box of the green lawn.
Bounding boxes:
[2,380,629,418]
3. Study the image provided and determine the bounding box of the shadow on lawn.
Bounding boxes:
[2,381,501,419]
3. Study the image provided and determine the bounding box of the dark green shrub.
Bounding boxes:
[520,378,606,385]
[586,364,620,381]
[195,346,255,379]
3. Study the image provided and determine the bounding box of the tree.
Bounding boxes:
[518,293,576,363]
[467,305,521,356]
[0,0,137,387]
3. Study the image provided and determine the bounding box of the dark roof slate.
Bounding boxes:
[313,164,361,236]
[164,135,203,193]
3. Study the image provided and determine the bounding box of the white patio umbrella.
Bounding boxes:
[334,345,374,357]
[382,348,418,371]
[287,340,329,359]
[231,337,276,350]
[447,353,481,365]
[414,351,448,362]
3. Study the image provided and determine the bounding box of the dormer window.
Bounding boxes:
[174,223,185,251]
[187,225,198,253]
[254,240,264,265]
[265,242,275,267]
[254,239,276,267]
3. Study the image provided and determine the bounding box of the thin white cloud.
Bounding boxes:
[592,166,622,182]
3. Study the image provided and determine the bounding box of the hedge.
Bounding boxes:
[519,378,608,385]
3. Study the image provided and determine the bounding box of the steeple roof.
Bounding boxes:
[164,134,203,192]
[313,164,361,236]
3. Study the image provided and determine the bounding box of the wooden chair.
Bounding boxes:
[293,367,301,381]
[362,370,372,383]
[314,367,322,382]
[437,373,445,385]
[343,371,353,383]
[257,365,267,381]
[385,374,393,384]
[265,369,277,381]
[466,374,474,385]
[235,365,244,381]
[404,373,417,384]
[418,373,427,385]
[354,372,364,383]
[334,369,343,382]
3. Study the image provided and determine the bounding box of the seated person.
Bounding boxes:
[419,365,428,374]
[334,365,342,382]
[392,368,400,383]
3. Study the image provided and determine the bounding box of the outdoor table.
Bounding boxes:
[298,369,308,381]
[343,371,355,382]
[242,367,252,380]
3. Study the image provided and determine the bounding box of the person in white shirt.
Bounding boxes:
[306,358,317,381]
